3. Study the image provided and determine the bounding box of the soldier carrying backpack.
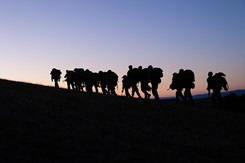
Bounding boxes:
[169,69,185,103]
[64,70,75,90]
[74,68,85,91]
[182,69,195,105]
[50,68,62,88]
[106,70,118,95]
[122,75,131,97]
[98,71,108,95]
[127,65,142,98]
[148,65,163,100]
[208,72,229,107]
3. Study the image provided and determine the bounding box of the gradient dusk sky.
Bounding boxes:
[1,0,245,97]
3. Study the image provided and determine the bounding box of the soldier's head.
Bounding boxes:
[128,65,133,70]
[148,65,153,70]
[173,72,178,77]
[138,66,142,70]
[208,71,213,77]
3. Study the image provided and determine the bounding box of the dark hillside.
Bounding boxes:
[1,79,245,162]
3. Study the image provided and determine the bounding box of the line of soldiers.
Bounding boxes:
[51,65,163,100]
[122,65,163,100]
[50,67,229,106]
[50,68,118,95]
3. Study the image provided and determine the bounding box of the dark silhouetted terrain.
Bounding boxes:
[1,79,245,162]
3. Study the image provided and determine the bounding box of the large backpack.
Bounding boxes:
[213,72,228,91]
[128,68,141,83]
[122,75,131,88]
[150,67,163,83]
[66,70,75,81]
[140,68,150,81]
[107,70,118,86]
[183,69,195,82]
[152,67,163,78]
[220,77,228,90]
[51,68,61,80]
[169,72,178,90]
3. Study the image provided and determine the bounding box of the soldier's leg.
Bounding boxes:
[152,83,159,100]
[184,88,194,104]
[54,79,59,88]
[101,84,108,94]
[71,82,75,90]
[125,88,131,97]
[136,87,142,98]
[176,90,180,103]
[112,87,117,95]
[131,85,136,97]
[67,82,71,90]
[176,88,184,103]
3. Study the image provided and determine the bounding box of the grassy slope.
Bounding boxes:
[0,79,245,162]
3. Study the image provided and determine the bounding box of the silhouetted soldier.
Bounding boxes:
[122,75,131,97]
[127,65,142,98]
[182,69,195,105]
[206,71,213,98]
[169,69,185,103]
[84,69,93,92]
[106,70,118,95]
[74,68,85,91]
[50,68,62,88]
[148,65,163,100]
[98,71,108,94]
[139,67,151,99]
[64,70,75,90]
[210,72,229,107]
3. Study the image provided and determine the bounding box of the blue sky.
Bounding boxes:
[1,0,245,97]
